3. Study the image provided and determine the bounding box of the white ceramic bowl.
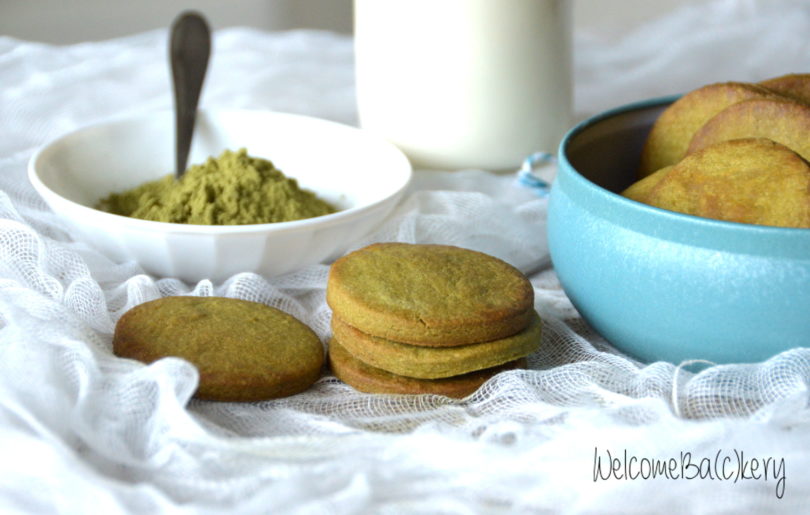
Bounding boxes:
[28,110,412,282]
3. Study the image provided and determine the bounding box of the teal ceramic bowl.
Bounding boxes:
[548,96,810,364]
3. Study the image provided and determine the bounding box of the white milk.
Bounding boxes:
[354,0,572,171]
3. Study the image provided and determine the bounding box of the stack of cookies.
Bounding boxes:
[326,243,541,398]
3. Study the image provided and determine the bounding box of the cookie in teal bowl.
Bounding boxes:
[548,96,810,364]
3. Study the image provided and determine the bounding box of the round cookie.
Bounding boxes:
[638,82,781,177]
[686,97,810,163]
[330,312,542,379]
[622,165,673,203]
[328,337,527,398]
[327,243,534,346]
[760,73,810,104]
[647,138,810,228]
[113,296,324,402]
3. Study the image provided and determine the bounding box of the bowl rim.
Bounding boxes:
[27,108,413,235]
[557,95,810,237]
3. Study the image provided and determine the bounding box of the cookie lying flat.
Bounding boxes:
[327,243,534,346]
[113,296,324,402]
[330,312,542,379]
[328,337,526,398]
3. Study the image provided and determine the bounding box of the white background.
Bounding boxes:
[0,0,702,43]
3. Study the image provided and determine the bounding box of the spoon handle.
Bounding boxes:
[170,11,211,179]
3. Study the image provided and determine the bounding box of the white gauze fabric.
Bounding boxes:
[1,1,810,512]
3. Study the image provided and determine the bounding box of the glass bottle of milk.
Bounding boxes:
[354,0,572,171]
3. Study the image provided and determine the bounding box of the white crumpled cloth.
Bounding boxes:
[2,0,810,512]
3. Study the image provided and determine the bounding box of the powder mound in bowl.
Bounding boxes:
[96,148,337,225]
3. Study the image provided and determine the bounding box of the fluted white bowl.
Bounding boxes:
[28,110,412,282]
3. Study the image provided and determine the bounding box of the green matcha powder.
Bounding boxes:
[97,148,336,225]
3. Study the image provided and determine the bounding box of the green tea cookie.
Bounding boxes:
[760,73,810,104]
[638,82,781,177]
[686,97,810,163]
[113,296,324,402]
[330,311,542,379]
[622,165,673,203]
[327,243,534,346]
[328,337,526,398]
